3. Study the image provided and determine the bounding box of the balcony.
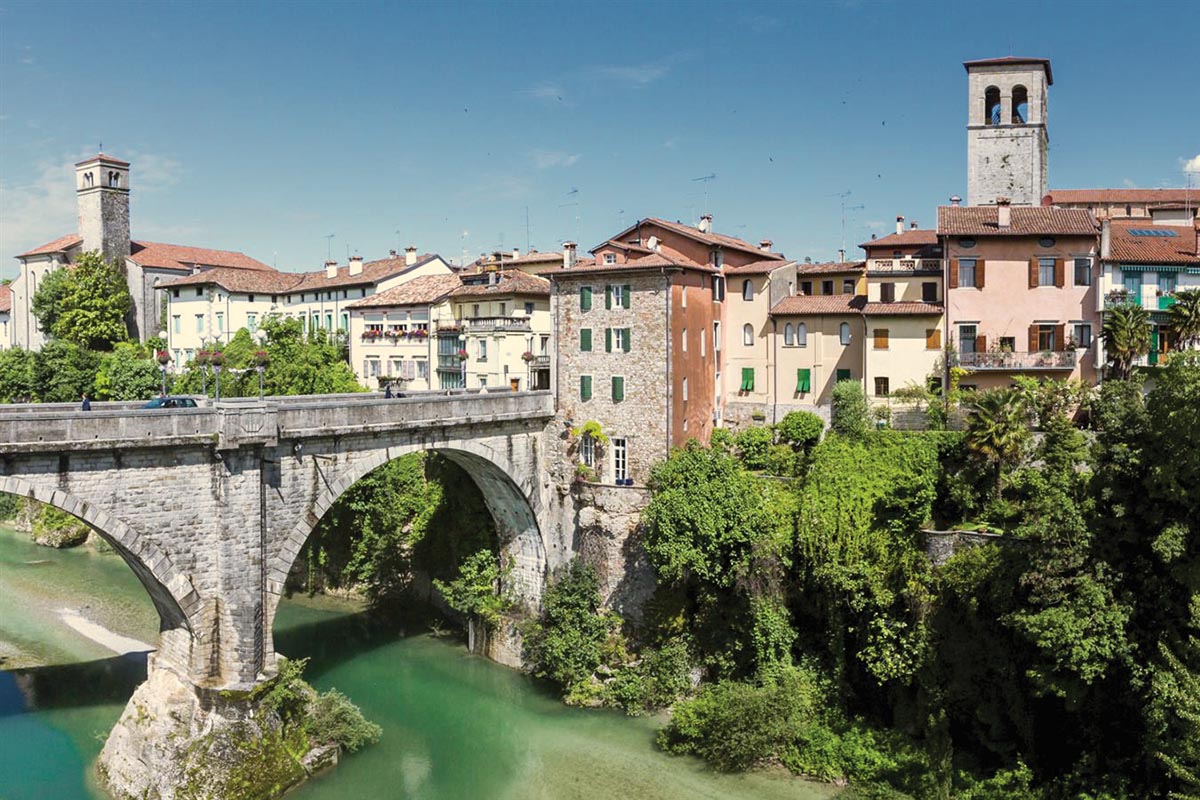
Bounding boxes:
[868,258,942,273]
[530,355,551,368]
[1158,295,1177,310]
[958,351,1078,371]
[465,316,531,332]
[436,355,466,373]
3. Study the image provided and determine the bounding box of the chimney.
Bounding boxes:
[512,248,520,260]
[405,245,417,266]
[325,260,338,279]
[389,249,397,257]
[871,233,877,240]
[896,216,905,235]
[759,239,773,252]
[910,221,918,230]
[1100,219,1111,259]
[996,197,1012,228]
[698,214,713,233]
[349,255,363,276]
[563,241,577,268]
[838,248,846,262]
[949,196,962,207]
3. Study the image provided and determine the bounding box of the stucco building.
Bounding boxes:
[450,270,552,392]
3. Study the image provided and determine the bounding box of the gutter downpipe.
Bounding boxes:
[941,234,951,417]
[663,267,671,466]
[771,316,778,425]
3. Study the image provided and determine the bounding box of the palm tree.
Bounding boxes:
[964,389,1030,499]
[1102,303,1152,380]
[1168,288,1200,350]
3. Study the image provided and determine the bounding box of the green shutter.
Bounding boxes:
[612,376,624,402]
[580,286,592,311]
[580,328,592,352]
[605,328,612,352]
[622,284,631,309]
[797,368,811,393]
[741,367,755,392]
[836,369,851,382]
[580,375,592,401]
[622,327,631,353]
[605,285,613,309]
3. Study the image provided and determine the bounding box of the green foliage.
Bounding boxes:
[1168,288,1200,349]
[522,561,621,692]
[31,340,100,402]
[30,267,73,336]
[305,689,382,753]
[708,427,734,451]
[0,492,19,520]
[0,347,37,402]
[831,380,870,439]
[776,410,824,451]
[93,342,162,400]
[570,420,609,446]
[733,425,774,469]
[31,504,90,547]
[40,252,132,350]
[1102,302,1151,380]
[964,389,1030,499]
[433,549,511,630]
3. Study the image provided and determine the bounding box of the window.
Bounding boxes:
[999,336,1015,352]
[801,281,812,296]
[364,357,381,377]
[874,377,890,397]
[922,282,938,302]
[714,321,721,351]
[959,238,976,249]
[741,280,753,301]
[195,314,204,333]
[580,329,592,352]
[612,438,628,482]
[681,377,688,402]
[836,368,852,382]
[498,302,507,317]
[580,435,595,467]
[172,315,181,334]
[580,375,592,401]
[607,284,630,309]
[172,289,180,299]
[612,376,625,402]
[681,287,687,308]
[842,279,855,294]
[681,328,688,352]
[784,323,794,346]
[1159,272,1178,295]
[926,328,941,349]
[607,327,630,352]
[478,339,488,360]
[1039,237,1056,248]
[740,367,755,392]
[341,313,348,331]
[417,360,428,380]
[604,253,617,265]
[1074,258,1092,286]
[479,375,488,388]
[1038,258,1055,287]
[874,328,890,349]
[196,287,203,297]
[700,329,706,357]
[472,303,480,318]
[839,322,851,345]
[580,286,592,311]
[822,280,834,295]
[1012,85,1029,124]
[796,368,811,393]
[712,276,725,302]
[797,323,807,347]
[985,85,1001,125]
[713,251,723,269]
[1037,324,1056,352]
[742,323,754,346]
[880,283,895,303]
[247,313,257,333]
[311,312,320,330]
[959,258,977,288]
[1074,323,1093,349]
[525,302,535,315]
[959,324,978,353]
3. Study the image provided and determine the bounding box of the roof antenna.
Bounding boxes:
[691,173,717,217]
[830,190,863,262]
[323,234,335,262]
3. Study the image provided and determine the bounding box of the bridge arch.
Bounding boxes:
[268,436,547,630]
[0,476,197,669]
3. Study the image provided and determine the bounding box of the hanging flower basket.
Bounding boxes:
[155,349,171,366]
[413,329,428,338]
[208,351,225,368]
[253,349,271,368]
[456,349,469,361]
[521,351,535,363]
[194,350,211,366]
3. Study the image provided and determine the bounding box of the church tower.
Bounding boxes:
[964,57,1051,206]
[76,153,131,261]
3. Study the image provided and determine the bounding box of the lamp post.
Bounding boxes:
[211,350,224,402]
[254,329,269,400]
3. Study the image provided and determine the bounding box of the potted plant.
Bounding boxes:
[751,410,767,422]
[155,349,171,366]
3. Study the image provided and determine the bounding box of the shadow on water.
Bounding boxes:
[0,652,148,718]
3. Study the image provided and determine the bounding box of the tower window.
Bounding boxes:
[1012,85,1028,124]
[984,86,1001,125]
[108,171,121,187]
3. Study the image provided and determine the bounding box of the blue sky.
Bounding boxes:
[2,0,1197,278]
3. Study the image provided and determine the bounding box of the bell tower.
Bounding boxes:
[76,153,131,261]
[964,57,1051,206]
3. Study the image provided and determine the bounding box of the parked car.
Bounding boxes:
[141,396,199,409]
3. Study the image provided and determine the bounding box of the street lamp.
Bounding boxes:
[254,329,269,400]
[197,337,209,396]
[211,349,224,402]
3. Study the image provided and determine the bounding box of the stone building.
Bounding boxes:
[450,270,552,391]
[965,57,1052,207]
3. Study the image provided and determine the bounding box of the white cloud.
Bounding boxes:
[0,155,79,259]
[132,152,183,193]
[1184,154,1200,175]
[1122,178,1136,188]
[531,150,581,170]
[596,63,670,88]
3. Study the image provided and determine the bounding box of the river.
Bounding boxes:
[0,525,837,800]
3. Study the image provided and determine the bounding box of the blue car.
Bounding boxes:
[142,396,199,409]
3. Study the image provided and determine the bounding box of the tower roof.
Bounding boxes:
[963,56,1053,85]
[75,153,130,167]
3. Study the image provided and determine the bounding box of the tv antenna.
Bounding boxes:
[692,173,717,217]
[831,191,864,261]
[460,230,470,269]
[618,209,625,229]
[559,187,580,245]
[323,234,335,262]
[524,206,531,253]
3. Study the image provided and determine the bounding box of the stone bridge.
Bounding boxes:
[0,390,569,797]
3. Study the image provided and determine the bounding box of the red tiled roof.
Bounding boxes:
[595,239,653,255]
[450,270,550,298]
[859,230,938,249]
[771,294,865,316]
[963,56,1052,85]
[75,153,130,167]
[724,259,795,275]
[0,284,12,314]
[937,206,1098,237]
[162,267,296,294]
[797,260,865,276]
[1044,189,1200,206]
[291,254,442,291]
[862,301,944,316]
[345,275,463,309]
[130,241,273,272]
[594,218,785,260]
[1107,222,1200,265]
[16,233,84,257]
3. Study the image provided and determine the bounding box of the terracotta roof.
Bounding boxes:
[862,301,944,316]
[963,56,1052,85]
[1107,222,1200,265]
[771,294,865,316]
[0,284,11,314]
[595,239,654,255]
[291,254,442,291]
[75,153,130,166]
[162,267,296,294]
[938,206,1098,237]
[130,241,272,272]
[797,260,865,276]
[450,270,550,298]
[16,233,84,258]
[859,230,939,249]
[345,275,463,309]
[724,259,796,275]
[545,257,711,278]
[1044,189,1200,206]
[595,217,785,260]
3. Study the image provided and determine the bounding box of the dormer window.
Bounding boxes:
[713,250,724,269]
[604,253,617,265]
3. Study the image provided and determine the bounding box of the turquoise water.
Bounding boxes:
[0,526,836,800]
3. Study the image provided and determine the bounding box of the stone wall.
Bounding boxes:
[569,483,656,622]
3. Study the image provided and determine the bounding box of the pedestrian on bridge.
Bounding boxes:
[384,383,393,399]
[81,393,91,411]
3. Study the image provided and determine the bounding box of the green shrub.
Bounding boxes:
[764,444,800,477]
[776,411,823,451]
[522,561,620,692]
[306,689,382,753]
[709,427,734,451]
[734,425,774,469]
[831,380,870,439]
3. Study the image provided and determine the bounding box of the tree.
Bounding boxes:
[830,380,869,439]
[0,348,37,402]
[31,340,100,402]
[964,389,1030,498]
[776,410,823,452]
[1102,303,1151,380]
[46,252,132,350]
[93,343,162,400]
[1168,288,1200,350]
[30,267,73,336]
[433,549,511,653]
[522,561,621,691]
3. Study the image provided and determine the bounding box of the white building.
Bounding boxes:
[450,270,552,391]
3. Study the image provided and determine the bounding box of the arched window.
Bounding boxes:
[797,323,807,347]
[84,171,94,187]
[743,323,754,346]
[784,323,794,346]
[984,86,1001,125]
[742,279,753,301]
[839,322,851,345]
[1012,85,1028,124]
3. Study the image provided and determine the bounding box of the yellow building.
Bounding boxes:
[450,270,552,391]
[721,259,797,426]
[770,294,866,408]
